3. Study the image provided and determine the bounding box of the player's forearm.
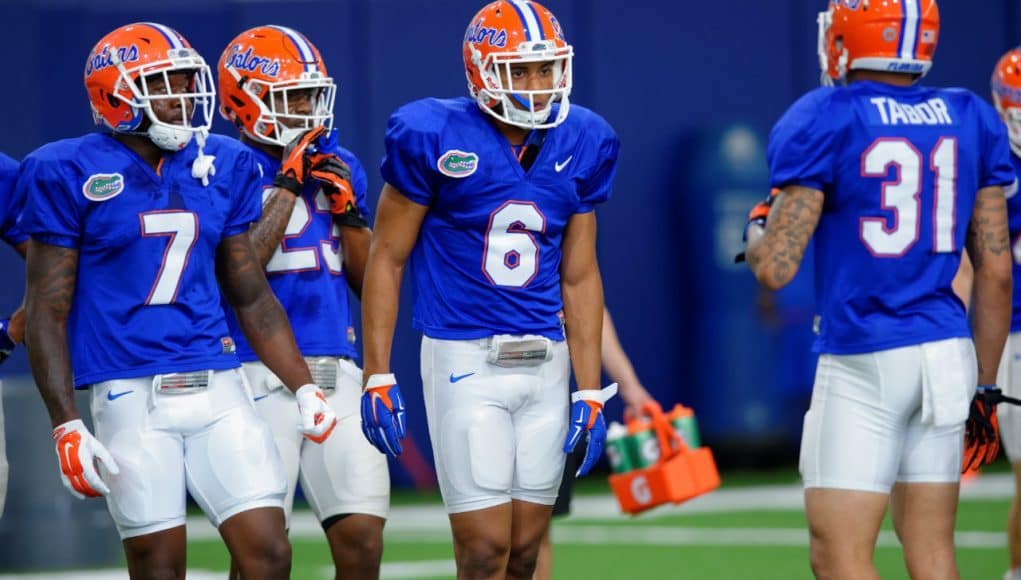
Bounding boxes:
[250,189,298,268]
[971,259,1012,385]
[601,308,640,388]
[234,289,313,391]
[746,187,824,290]
[26,312,78,426]
[25,241,79,426]
[361,251,403,380]
[339,226,371,298]
[563,269,604,390]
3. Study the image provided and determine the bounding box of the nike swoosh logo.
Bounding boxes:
[555,156,573,173]
[107,390,133,401]
[253,394,269,402]
[449,372,476,383]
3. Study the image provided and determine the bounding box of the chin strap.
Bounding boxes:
[191,129,216,187]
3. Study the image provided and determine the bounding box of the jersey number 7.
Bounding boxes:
[140,210,198,305]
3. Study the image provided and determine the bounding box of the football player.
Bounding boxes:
[19,23,337,579]
[217,26,387,579]
[990,46,1021,580]
[0,151,26,519]
[360,1,619,577]
[741,1,1013,577]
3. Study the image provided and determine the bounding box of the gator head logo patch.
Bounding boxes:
[82,173,125,201]
[437,150,479,178]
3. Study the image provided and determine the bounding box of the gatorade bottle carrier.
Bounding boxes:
[608,402,720,515]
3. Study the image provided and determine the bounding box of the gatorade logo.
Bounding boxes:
[631,475,652,505]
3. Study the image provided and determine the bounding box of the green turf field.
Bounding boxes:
[181,474,1015,579]
[2,471,1013,579]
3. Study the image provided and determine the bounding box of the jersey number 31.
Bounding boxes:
[861,137,957,257]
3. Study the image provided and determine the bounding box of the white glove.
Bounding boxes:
[52,419,119,499]
[296,384,337,443]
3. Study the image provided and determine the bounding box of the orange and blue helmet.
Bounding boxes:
[817,0,940,85]
[992,48,1021,155]
[84,22,215,151]
[218,26,335,148]
[462,0,572,129]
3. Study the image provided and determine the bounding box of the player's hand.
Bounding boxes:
[620,382,655,422]
[296,384,338,443]
[735,188,780,263]
[963,385,1021,472]
[52,419,119,499]
[0,318,16,365]
[564,383,618,477]
[361,373,407,457]
[309,154,359,218]
[272,126,329,195]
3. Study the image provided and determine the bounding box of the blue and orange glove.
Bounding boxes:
[962,384,1021,472]
[361,373,407,457]
[564,383,618,477]
[734,188,781,263]
[0,318,15,364]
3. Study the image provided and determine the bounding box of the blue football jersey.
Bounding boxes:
[769,81,1015,355]
[19,133,262,387]
[0,153,26,248]
[381,97,619,340]
[224,142,371,361]
[1009,154,1021,332]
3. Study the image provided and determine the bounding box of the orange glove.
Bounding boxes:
[273,126,329,195]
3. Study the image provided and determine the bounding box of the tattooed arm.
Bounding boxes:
[745,185,824,291]
[217,231,313,392]
[24,241,80,427]
[249,189,298,268]
[966,185,1012,385]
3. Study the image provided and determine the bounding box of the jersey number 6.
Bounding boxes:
[483,201,546,288]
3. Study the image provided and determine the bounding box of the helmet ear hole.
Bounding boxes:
[105,92,120,108]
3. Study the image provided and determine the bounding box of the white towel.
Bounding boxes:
[920,339,975,427]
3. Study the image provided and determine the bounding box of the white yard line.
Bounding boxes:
[180,472,1017,540]
[7,474,1010,579]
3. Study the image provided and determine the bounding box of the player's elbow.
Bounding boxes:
[750,260,794,292]
[973,252,1013,297]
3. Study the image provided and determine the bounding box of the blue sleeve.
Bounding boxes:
[380,110,436,207]
[20,155,84,249]
[577,129,620,213]
[223,149,263,239]
[978,100,1016,189]
[768,91,840,192]
[0,156,27,247]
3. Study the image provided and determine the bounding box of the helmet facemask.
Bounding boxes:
[227,66,336,147]
[994,90,1021,158]
[471,39,573,129]
[102,47,215,151]
[817,9,848,86]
